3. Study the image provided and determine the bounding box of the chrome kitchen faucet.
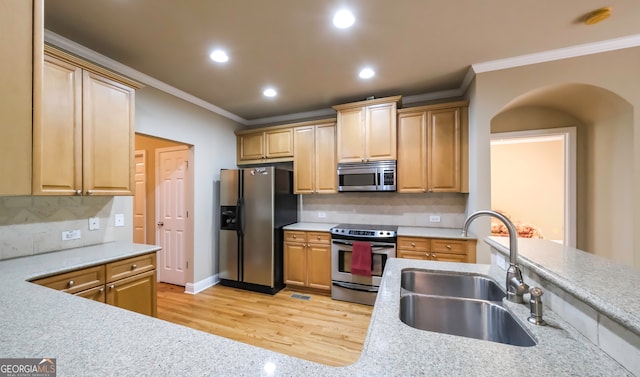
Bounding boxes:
[461,210,530,304]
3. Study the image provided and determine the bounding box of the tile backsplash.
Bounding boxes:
[0,196,132,260]
[300,192,467,227]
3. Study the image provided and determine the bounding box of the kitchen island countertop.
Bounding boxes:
[0,241,630,376]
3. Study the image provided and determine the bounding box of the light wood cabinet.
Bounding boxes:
[334,96,401,163]
[397,236,476,263]
[32,252,157,316]
[293,120,337,194]
[32,45,141,196]
[397,101,469,193]
[0,0,42,195]
[237,126,294,165]
[284,231,331,291]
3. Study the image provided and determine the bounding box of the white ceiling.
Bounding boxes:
[44,1,640,124]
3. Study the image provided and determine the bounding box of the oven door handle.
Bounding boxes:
[331,240,394,249]
[332,281,379,293]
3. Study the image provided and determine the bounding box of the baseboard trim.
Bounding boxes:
[184,274,219,295]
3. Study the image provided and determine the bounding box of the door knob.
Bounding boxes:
[157,222,164,226]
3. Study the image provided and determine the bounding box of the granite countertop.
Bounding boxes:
[0,241,630,376]
[283,222,476,240]
[486,237,640,336]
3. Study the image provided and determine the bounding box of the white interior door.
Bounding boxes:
[133,150,146,244]
[156,146,189,285]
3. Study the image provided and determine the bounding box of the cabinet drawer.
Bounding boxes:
[431,239,468,255]
[106,253,156,283]
[74,285,106,302]
[284,231,306,243]
[32,265,105,294]
[397,237,429,252]
[306,232,331,245]
[398,250,429,260]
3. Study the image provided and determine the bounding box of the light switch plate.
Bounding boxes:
[317,212,327,218]
[115,214,125,227]
[88,217,100,230]
[429,215,441,223]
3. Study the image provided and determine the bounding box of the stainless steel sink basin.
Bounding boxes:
[401,269,506,301]
[400,294,536,347]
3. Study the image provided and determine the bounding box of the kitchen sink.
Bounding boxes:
[400,293,536,347]
[401,269,506,301]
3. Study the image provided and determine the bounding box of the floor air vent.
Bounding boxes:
[290,293,311,301]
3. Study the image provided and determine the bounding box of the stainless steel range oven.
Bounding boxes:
[330,224,397,305]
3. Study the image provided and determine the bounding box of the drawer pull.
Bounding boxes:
[109,284,115,289]
[316,236,321,240]
[131,264,137,270]
[411,242,416,247]
[292,234,297,239]
[431,253,437,258]
[67,280,75,287]
[99,287,104,293]
[446,244,452,249]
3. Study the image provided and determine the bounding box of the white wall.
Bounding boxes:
[135,86,241,283]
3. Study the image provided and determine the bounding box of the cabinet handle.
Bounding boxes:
[446,244,452,250]
[131,264,137,270]
[75,190,82,196]
[67,280,75,287]
[109,284,115,289]
[86,190,93,195]
[157,222,164,226]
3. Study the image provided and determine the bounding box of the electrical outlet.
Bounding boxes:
[115,214,125,227]
[62,230,81,241]
[317,212,327,218]
[429,215,441,223]
[88,217,100,230]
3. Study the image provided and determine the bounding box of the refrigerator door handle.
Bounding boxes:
[236,197,244,237]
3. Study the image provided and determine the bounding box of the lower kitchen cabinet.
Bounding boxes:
[284,231,331,291]
[32,252,157,316]
[397,237,476,263]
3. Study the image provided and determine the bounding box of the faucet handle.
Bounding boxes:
[527,287,547,326]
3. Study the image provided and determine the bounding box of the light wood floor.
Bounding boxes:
[156,283,373,366]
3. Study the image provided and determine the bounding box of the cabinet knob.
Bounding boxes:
[67,280,75,287]
[410,242,415,247]
[431,253,437,258]
[446,244,452,249]
[75,190,82,196]
[86,190,93,195]
[292,234,297,239]
[316,236,320,240]
[109,284,115,289]
[131,264,137,270]
[157,222,164,226]
[99,287,104,293]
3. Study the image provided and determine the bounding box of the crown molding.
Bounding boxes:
[44,29,248,125]
[472,34,640,74]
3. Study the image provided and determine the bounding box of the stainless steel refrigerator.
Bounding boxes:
[218,166,297,294]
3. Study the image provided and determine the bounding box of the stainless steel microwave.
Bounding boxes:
[337,160,396,192]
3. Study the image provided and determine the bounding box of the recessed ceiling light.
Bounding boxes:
[333,9,355,28]
[209,49,229,63]
[359,67,375,79]
[263,88,277,97]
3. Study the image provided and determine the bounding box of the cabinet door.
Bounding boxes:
[336,107,365,162]
[307,244,331,291]
[106,269,157,317]
[33,54,83,195]
[284,242,307,287]
[0,0,37,195]
[293,126,315,194]
[314,123,337,193]
[239,132,265,161]
[265,128,293,158]
[83,71,135,195]
[397,112,427,192]
[75,285,106,302]
[427,108,461,192]
[365,102,397,161]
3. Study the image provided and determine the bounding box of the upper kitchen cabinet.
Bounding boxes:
[0,0,43,195]
[33,45,142,196]
[333,96,401,163]
[236,126,294,165]
[397,101,469,193]
[293,119,337,194]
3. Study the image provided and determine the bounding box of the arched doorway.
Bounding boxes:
[490,83,634,265]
